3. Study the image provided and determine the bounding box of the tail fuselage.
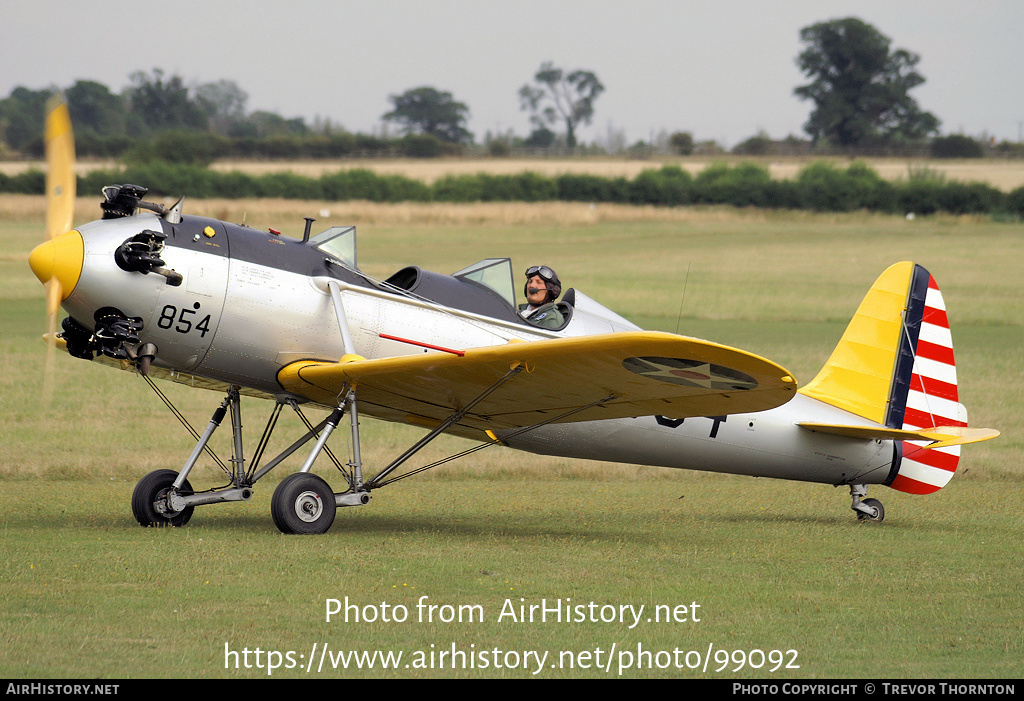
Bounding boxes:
[499,392,900,487]
[504,262,985,495]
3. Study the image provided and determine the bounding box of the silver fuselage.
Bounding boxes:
[64,213,899,488]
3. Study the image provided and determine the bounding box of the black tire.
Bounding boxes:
[271,473,336,535]
[856,497,885,523]
[132,469,194,527]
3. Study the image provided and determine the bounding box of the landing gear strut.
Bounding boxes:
[131,357,609,534]
[849,484,884,522]
[131,383,369,533]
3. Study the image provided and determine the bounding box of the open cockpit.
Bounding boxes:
[309,224,641,335]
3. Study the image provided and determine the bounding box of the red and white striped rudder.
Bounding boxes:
[888,268,966,495]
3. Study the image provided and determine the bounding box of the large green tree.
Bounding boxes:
[519,62,603,150]
[124,69,209,134]
[382,86,472,144]
[794,17,939,148]
[66,80,128,136]
[0,86,51,153]
[194,79,249,136]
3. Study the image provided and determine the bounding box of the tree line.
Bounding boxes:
[1,17,1021,161]
[0,63,608,161]
[2,160,1022,218]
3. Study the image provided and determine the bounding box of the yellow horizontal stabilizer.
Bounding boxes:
[279,331,798,430]
[798,422,1000,449]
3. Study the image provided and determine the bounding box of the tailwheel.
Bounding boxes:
[132,469,194,527]
[856,497,885,523]
[271,473,337,535]
[849,484,884,523]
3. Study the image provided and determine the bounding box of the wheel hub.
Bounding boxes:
[294,490,324,522]
[153,487,178,517]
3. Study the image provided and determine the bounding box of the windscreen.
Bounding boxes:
[310,226,356,268]
[452,258,516,308]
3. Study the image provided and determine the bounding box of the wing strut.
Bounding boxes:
[133,350,618,533]
[362,363,526,489]
[367,391,618,489]
[322,281,366,489]
[327,280,357,356]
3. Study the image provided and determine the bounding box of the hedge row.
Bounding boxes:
[3,161,1023,217]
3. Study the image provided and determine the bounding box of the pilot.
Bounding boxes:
[519,265,565,329]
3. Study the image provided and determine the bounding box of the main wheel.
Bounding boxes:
[856,497,885,523]
[132,469,194,527]
[271,473,337,534]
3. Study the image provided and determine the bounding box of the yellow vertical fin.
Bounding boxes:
[799,262,915,423]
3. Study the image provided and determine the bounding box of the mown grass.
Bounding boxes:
[2,478,1021,679]
[0,198,1021,679]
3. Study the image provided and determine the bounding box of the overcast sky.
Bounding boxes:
[3,0,1022,148]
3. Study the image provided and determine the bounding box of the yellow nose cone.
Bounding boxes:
[29,230,84,300]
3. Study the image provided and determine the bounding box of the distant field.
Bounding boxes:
[1,200,1020,679]
[2,155,1023,191]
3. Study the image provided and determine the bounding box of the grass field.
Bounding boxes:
[1,196,1021,679]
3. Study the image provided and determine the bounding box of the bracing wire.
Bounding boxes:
[142,374,232,479]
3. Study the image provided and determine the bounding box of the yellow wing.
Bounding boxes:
[278,331,797,431]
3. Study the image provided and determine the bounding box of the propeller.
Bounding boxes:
[33,95,77,401]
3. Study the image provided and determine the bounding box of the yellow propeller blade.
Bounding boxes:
[42,279,63,403]
[44,95,76,241]
[41,95,77,404]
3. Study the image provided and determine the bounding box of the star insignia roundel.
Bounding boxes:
[622,356,759,390]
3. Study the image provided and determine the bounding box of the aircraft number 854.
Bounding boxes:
[156,303,212,338]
